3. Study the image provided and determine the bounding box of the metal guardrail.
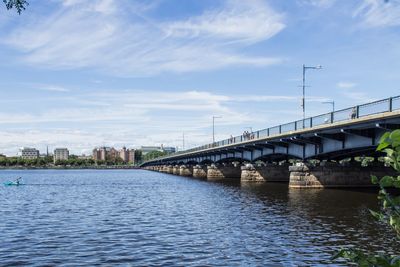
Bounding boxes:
[152,95,400,161]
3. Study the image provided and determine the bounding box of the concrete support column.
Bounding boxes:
[165,165,174,174]
[289,161,396,188]
[241,163,290,182]
[179,165,193,176]
[193,165,208,179]
[207,163,241,181]
[172,165,180,175]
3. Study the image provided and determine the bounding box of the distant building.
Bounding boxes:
[19,147,39,159]
[93,147,110,161]
[54,148,69,163]
[119,147,128,162]
[93,146,136,164]
[78,154,92,160]
[127,149,136,164]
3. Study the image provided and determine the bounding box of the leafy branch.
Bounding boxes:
[333,129,400,266]
[3,0,28,14]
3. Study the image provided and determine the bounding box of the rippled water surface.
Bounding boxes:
[0,169,397,266]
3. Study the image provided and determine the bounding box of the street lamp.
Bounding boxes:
[302,64,322,119]
[322,100,335,112]
[212,116,222,143]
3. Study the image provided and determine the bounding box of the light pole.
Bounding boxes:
[322,100,335,112]
[182,132,185,151]
[302,64,322,119]
[212,115,222,143]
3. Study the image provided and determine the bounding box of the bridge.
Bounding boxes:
[142,96,400,188]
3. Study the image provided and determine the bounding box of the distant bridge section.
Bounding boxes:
[142,96,400,188]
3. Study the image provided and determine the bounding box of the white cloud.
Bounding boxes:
[299,0,336,8]
[165,0,285,43]
[4,0,285,76]
[39,84,70,92]
[337,82,357,89]
[354,0,400,27]
[0,89,330,155]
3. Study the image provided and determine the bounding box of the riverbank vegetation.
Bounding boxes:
[0,155,137,168]
[333,129,400,266]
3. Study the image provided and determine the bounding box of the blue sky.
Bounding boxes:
[0,0,399,156]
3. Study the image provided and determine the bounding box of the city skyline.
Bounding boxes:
[1,0,399,155]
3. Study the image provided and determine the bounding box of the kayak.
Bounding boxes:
[3,181,24,186]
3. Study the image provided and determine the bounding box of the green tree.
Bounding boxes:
[3,0,28,14]
[135,150,143,162]
[333,129,400,266]
[143,150,167,161]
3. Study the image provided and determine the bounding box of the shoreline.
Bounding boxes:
[0,166,141,170]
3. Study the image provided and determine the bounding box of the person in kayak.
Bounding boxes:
[15,177,21,185]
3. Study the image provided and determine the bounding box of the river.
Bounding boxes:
[0,169,396,266]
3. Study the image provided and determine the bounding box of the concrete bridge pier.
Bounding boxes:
[241,163,290,183]
[207,163,241,181]
[289,161,395,188]
[172,165,180,175]
[165,165,174,174]
[159,165,167,173]
[179,165,193,177]
[193,165,208,179]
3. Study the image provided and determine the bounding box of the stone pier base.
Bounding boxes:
[241,163,290,182]
[165,165,174,174]
[172,166,180,175]
[193,165,207,179]
[179,165,193,176]
[289,162,396,188]
[207,164,241,181]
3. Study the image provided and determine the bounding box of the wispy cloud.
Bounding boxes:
[354,0,400,28]
[298,0,336,8]
[4,0,285,76]
[337,82,357,89]
[0,89,331,155]
[38,84,70,92]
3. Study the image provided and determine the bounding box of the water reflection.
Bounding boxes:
[0,170,398,266]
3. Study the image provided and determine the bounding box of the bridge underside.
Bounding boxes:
[142,113,400,189]
[144,116,400,166]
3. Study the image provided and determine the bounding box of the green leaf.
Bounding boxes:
[390,129,400,142]
[379,131,391,144]
[377,142,390,151]
[380,176,394,187]
[370,209,384,221]
[371,175,379,184]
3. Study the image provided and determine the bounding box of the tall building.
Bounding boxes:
[54,148,69,163]
[119,147,128,162]
[93,146,136,164]
[19,147,39,159]
[92,147,103,161]
[128,149,136,164]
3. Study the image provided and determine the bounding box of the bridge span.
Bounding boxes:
[142,96,400,188]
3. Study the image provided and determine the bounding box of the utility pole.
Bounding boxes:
[212,115,222,143]
[182,132,185,151]
[302,64,322,119]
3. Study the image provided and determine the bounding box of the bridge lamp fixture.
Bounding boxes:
[302,64,322,119]
[322,100,335,112]
[212,115,222,143]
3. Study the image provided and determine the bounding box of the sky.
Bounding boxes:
[0,0,399,156]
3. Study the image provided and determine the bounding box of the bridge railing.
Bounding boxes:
[153,95,400,161]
